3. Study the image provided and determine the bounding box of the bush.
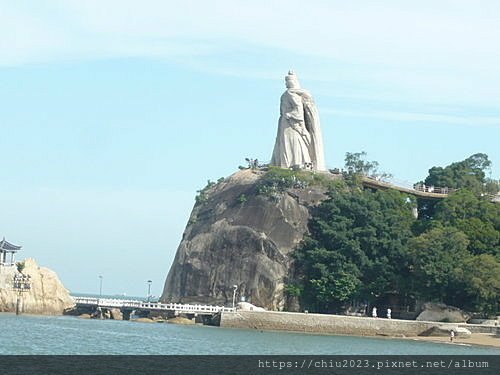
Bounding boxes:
[256,167,308,198]
[284,284,302,297]
[16,261,25,274]
[237,194,248,204]
[195,180,217,205]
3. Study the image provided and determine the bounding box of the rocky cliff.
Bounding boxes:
[0,258,74,315]
[161,169,332,310]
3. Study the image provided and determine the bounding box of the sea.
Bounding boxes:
[0,313,498,355]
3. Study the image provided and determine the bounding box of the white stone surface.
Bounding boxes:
[237,301,266,311]
[271,71,326,171]
[0,258,74,315]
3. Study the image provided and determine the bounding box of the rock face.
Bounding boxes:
[161,169,329,310]
[0,258,74,315]
[416,302,471,323]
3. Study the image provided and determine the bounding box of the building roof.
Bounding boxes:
[0,237,22,251]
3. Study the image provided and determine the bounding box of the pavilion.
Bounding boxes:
[0,237,22,266]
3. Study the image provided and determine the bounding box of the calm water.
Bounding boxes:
[0,313,498,355]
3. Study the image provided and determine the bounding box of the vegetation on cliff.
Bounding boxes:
[290,153,499,316]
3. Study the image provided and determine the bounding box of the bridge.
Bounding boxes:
[72,296,235,321]
[360,176,453,199]
[325,169,453,199]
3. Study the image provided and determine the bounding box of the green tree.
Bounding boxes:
[294,244,361,312]
[463,254,500,315]
[433,190,500,257]
[344,151,379,175]
[344,151,392,180]
[424,153,494,193]
[290,153,498,316]
[293,184,415,313]
[409,227,470,307]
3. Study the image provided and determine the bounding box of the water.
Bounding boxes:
[0,314,498,355]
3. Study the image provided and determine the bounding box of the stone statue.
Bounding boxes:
[271,71,325,171]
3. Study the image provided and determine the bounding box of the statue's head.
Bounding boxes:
[285,70,301,89]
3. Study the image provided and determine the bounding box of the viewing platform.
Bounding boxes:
[326,169,453,199]
[361,176,453,199]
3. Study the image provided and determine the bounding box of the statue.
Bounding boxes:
[271,71,325,171]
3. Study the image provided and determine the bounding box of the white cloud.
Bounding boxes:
[0,2,69,65]
[2,1,499,67]
[1,0,500,109]
[323,108,500,127]
[52,0,500,69]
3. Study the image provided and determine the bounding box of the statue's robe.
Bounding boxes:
[297,89,326,171]
[271,90,311,168]
[271,89,325,170]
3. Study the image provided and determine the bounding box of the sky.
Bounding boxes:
[0,0,499,297]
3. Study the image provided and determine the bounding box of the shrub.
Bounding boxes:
[237,194,248,204]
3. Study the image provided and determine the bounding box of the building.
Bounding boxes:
[0,237,22,266]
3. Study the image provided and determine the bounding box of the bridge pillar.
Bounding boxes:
[122,309,132,321]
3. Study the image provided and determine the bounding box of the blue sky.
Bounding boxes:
[1,0,499,297]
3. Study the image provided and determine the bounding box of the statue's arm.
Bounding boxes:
[284,94,304,122]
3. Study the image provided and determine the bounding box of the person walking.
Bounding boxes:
[450,330,455,342]
[387,308,392,319]
[372,307,377,318]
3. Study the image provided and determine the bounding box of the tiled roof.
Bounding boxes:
[0,237,22,251]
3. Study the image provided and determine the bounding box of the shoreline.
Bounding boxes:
[3,311,499,349]
[402,333,500,349]
[220,310,500,349]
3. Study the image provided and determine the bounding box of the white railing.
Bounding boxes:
[72,296,235,313]
[412,183,454,195]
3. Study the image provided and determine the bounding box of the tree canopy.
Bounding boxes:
[424,153,497,194]
[293,183,415,313]
[344,151,392,180]
[290,152,499,316]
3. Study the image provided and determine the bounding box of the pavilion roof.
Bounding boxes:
[0,237,22,251]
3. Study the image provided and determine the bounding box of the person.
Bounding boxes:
[450,330,455,342]
[387,308,392,319]
[372,307,377,318]
[271,71,325,171]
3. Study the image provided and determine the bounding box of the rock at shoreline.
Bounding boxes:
[161,169,330,310]
[416,302,471,323]
[420,325,472,338]
[167,316,194,325]
[0,258,74,315]
[109,308,123,320]
[133,317,157,323]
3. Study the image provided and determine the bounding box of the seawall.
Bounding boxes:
[220,311,475,337]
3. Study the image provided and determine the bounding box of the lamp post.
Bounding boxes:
[232,284,238,309]
[147,280,152,302]
[98,275,103,298]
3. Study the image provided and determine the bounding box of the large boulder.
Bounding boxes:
[161,169,330,310]
[0,258,74,315]
[109,308,123,320]
[416,302,471,323]
[420,325,472,338]
[237,301,266,311]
